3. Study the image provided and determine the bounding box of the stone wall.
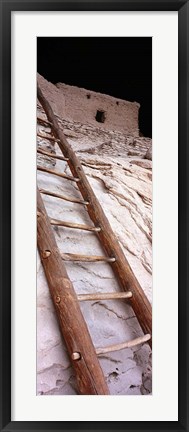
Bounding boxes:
[56,82,140,135]
[37,74,65,116]
[37,74,140,136]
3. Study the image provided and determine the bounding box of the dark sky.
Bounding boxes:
[37,37,152,137]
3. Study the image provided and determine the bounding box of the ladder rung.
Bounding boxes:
[37,165,79,182]
[61,253,116,263]
[37,132,60,143]
[96,334,151,355]
[40,188,88,205]
[37,148,69,161]
[37,116,52,127]
[37,187,110,395]
[37,83,152,356]
[77,291,132,301]
[50,218,101,232]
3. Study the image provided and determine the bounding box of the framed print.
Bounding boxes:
[0,0,188,431]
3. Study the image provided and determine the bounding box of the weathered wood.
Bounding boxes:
[37,189,109,395]
[96,334,151,355]
[61,253,116,262]
[37,148,69,161]
[77,291,133,301]
[37,132,60,143]
[37,83,152,347]
[40,188,89,205]
[37,116,52,127]
[50,217,101,232]
[37,165,79,182]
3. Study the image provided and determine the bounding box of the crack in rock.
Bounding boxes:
[92,301,136,321]
[37,93,152,395]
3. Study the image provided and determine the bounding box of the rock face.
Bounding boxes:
[145,145,152,160]
[37,78,152,396]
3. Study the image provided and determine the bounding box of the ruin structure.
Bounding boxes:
[37,74,152,396]
[56,82,140,135]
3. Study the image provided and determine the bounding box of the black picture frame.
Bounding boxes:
[0,0,188,431]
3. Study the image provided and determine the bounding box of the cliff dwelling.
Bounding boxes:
[37,73,152,396]
[55,81,140,135]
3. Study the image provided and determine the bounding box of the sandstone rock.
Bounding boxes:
[128,149,143,157]
[130,159,152,170]
[145,146,152,160]
[37,84,152,396]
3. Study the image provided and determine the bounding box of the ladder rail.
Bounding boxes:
[37,83,152,346]
[37,189,109,395]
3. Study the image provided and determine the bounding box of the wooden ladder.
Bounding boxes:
[37,83,152,395]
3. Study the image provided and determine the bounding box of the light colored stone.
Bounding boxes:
[145,145,152,160]
[128,149,143,157]
[37,80,152,396]
[130,159,152,170]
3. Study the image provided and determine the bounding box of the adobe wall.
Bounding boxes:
[37,80,152,396]
[37,74,140,135]
[56,82,140,136]
[37,74,66,116]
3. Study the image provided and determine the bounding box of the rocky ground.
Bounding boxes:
[37,104,152,396]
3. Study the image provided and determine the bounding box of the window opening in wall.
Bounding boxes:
[87,94,91,99]
[116,101,119,105]
[95,110,106,123]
